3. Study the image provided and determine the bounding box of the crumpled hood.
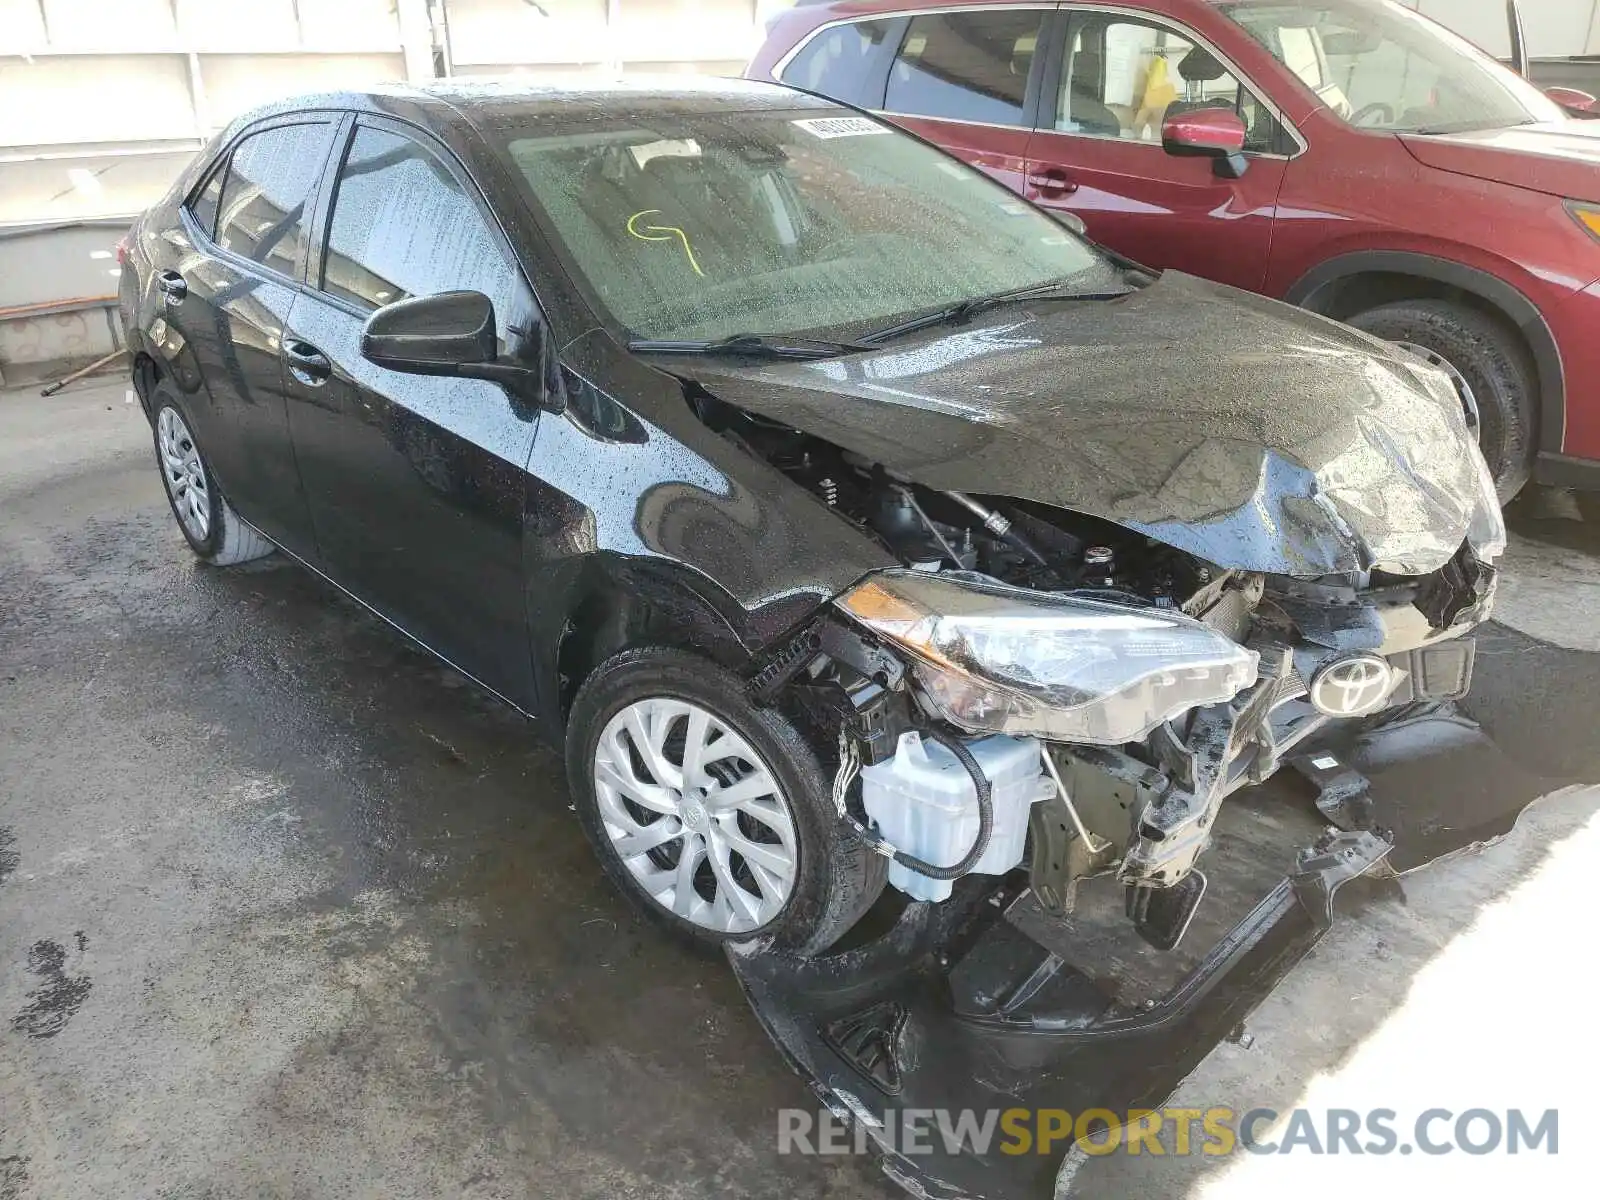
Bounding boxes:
[1401,121,1600,202]
[668,272,1498,576]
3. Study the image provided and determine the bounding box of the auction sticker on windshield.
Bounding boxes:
[792,116,892,138]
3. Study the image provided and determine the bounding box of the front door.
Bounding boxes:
[282,118,544,704]
[1024,9,1290,291]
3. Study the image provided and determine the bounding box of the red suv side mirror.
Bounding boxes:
[1162,108,1250,180]
[1546,86,1599,114]
[1162,108,1248,156]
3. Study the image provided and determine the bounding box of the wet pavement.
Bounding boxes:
[3,378,1599,1199]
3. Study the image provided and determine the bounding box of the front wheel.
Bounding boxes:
[565,647,886,955]
[1347,299,1537,503]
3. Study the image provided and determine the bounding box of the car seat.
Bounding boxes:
[1163,45,1238,121]
[1061,49,1123,135]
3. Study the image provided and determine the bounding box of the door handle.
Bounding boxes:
[284,339,332,386]
[1026,166,1079,196]
[155,270,188,303]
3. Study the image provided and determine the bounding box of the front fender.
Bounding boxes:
[521,336,893,739]
[1283,248,1565,456]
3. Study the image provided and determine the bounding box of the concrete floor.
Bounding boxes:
[2,378,1599,1199]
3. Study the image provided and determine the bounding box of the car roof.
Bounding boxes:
[229,75,843,142]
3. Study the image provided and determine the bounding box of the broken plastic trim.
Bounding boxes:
[727,828,1392,1200]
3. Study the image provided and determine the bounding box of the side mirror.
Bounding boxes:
[1162,108,1250,179]
[361,290,498,375]
[360,289,563,412]
[1547,85,1599,114]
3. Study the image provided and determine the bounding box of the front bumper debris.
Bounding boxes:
[728,828,1392,1200]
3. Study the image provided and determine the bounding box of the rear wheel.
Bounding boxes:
[566,647,886,956]
[1347,299,1536,503]
[151,386,274,566]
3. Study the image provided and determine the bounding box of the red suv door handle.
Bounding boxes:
[1027,166,1078,196]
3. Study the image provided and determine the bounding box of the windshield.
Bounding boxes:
[502,108,1124,342]
[1218,0,1563,134]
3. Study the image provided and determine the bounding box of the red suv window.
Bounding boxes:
[885,10,1045,127]
[779,18,897,106]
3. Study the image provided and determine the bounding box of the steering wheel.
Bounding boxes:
[1350,101,1395,127]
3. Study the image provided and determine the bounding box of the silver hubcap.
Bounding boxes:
[594,697,798,934]
[1392,341,1482,444]
[157,406,211,541]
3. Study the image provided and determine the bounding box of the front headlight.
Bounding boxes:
[837,570,1259,744]
[1465,449,1507,562]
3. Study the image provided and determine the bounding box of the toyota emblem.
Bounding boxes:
[1309,655,1397,717]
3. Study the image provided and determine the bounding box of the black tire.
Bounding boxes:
[1347,299,1537,503]
[150,385,275,566]
[566,647,887,956]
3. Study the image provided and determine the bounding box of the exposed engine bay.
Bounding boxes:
[697,392,1500,951]
[700,391,1252,617]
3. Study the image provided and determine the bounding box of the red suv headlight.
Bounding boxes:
[1566,201,1600,243]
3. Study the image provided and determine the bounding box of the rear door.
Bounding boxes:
[1024,8,1292,290]
[282,117,544,703]
[875,7,1054,196]
[166,118,337,555]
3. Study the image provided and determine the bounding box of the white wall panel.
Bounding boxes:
[614,0,758,63]
[0,151,198,225]
[620,58,745,74]
[1411,0,1597,58]
[37,0,177,51]
[0,225,129,309]
[200,53,407,127]
[0,304,118,378]
[446,0,609,65]
[0,0,49,50]
[451,62,612,76]
[0,56,196,148]
[1521,1,1598,57]
[297,0,404,50]
[174,0,301,52]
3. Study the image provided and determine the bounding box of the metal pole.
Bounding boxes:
[1507,0,1530,76]
[39,348,127,398]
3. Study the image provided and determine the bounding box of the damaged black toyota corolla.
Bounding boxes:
[121,79,1504,1198]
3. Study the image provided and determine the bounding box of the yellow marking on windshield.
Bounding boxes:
[626,209,705,277]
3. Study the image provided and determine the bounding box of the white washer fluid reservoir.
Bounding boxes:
[861,730,1051,903]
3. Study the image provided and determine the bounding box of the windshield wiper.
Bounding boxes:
[854,280,1134,346]
[627,333,870,360]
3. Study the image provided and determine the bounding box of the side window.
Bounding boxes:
[215,122,334,276]
[1057,18,1283,153]
[780,19,895,105]
[187,159,226,239]
[320,125,522,341]
[885,10,1045,128]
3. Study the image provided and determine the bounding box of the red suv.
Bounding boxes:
[750,0,1600,507]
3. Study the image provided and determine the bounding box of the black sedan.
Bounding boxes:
[121,76,1503,1193]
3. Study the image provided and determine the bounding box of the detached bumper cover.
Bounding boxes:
[728,829,1392,1200]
